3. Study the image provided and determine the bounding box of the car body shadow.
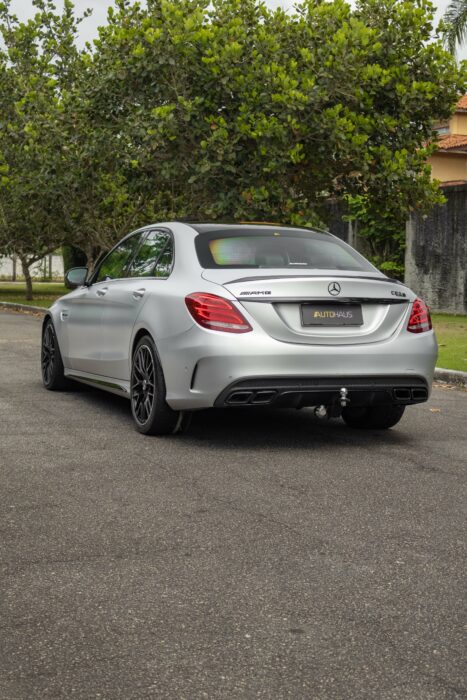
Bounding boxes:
[186,407,412,451]
[62,382,412,451]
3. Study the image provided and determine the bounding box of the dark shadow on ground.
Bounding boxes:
[186,406,412,451]
[64,381,412,451]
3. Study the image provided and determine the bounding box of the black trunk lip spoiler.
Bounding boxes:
[236,296,408,304]
[223,274,406,286]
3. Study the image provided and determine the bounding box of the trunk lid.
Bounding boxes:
[202,269,413,345]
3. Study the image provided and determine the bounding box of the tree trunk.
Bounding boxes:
[19,256,33,300]
[12,255,17,282]
[84,245,96,275]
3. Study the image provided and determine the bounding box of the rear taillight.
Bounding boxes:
[185,293,252,333]
[407,298,432,333]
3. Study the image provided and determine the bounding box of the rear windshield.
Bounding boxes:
[195,227,375,272]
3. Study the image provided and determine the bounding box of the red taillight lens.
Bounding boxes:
[185,293,252,333]
[407,298,432,333]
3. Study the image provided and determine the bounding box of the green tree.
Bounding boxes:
[65,0,464,271]
[0,0,464,284]
[444,0,467,54]
[0,0,87,298]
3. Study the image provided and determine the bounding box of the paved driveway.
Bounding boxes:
[0,310,466,699]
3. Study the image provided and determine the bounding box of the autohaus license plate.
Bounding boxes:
[301,303,363,326]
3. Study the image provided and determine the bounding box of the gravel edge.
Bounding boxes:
[434,367,467,387]
[0,301,48,315]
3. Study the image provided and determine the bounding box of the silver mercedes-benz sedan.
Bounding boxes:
[41,222,437,435]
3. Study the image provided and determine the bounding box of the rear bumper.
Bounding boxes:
[215,375,429,408]
[159,326,437,410]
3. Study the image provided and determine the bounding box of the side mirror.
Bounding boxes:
[65,267,88,289]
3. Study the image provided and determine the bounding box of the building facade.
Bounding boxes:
[428,95,467,184]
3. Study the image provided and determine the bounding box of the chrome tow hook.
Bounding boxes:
[339,387,349,407]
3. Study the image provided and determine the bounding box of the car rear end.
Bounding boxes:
[164,224,437,413]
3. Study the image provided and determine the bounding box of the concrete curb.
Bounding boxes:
[434,367,467,387]
[0,301,48,314]
[1,303,466,387]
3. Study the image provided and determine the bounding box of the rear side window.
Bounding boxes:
[195,227,375,272]
[154,237,174,277]
[95,233,143,283]
[128,230,173,278]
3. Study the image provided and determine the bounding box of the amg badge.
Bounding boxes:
[239,291,272,296]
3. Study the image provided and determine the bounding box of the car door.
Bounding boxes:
[62,232,143,374]
[98,229,174,380]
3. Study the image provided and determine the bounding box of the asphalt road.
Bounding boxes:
[0,310,466,700]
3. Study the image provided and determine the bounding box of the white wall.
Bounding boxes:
[0,255,64,280]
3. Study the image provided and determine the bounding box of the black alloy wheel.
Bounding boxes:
[130,335,191,436]
[131,344,156,426]
[41,323,56,386]
[41,318,68,390]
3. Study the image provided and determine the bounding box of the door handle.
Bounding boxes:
[96,287,108,297]
[133,289,146,299]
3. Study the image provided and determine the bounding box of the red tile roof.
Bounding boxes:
[457,95,467,110]
[437,133,467,151]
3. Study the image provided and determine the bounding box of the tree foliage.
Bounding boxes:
[0,0,465,293]
[0,0,88,297]
[443,0,467,55]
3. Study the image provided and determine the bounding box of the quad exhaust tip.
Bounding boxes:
[227,390,277,405]
[411,387,428,401]
[392,387,428,402]
[393,388,412,401]
[252,391,277,404]
[227,391,253,404]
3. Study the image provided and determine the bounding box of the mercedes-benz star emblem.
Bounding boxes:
[328,282,341,296]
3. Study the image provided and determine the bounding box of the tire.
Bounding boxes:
[341,404,406,430]
[41,318,69,390]
[130,335,191,436]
